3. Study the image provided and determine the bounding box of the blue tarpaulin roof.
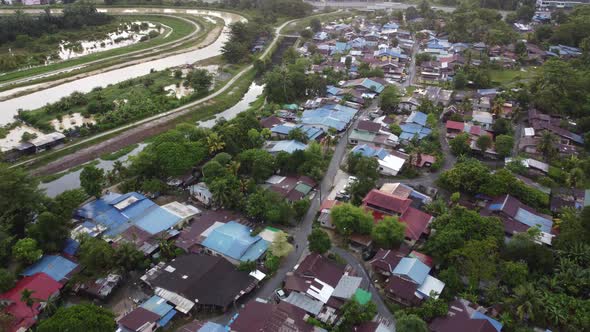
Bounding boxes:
[351,144,389,160]
[406,111,428,126]
[400,123,432,140]
[472,311,503,332]
[22,255,78,282]
[75,192,181,237]
[141,295,174,317]
[157,309,177,327]
[201,221,269,262]
[393,257,430,285]
[301,104,358,131]
[199,322,227,332]
[266,140,307,154]
[62,238,79,256]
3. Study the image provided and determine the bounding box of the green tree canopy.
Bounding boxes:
[308,228,331,254]
[372,216,405,248]
[331,203,374,237]
[13,238,42,264]
[449,133,471,156]
[495,134,514,157]
[80,165,104,198]
[379,85,401,113]
[36,303,116,332]
[79,236,115,275]
[26,212,68,253]
[396,314,428,332]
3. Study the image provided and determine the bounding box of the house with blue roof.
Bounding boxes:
[270,124,325,141]
[201,221,269,264]
[374,48,408,62]
[350,144,406,176]
[483,194,555,245]
[387,257,445,306]
[333,41,352,54]
[22,255,78,283]
[313,31,328,41]
[75,192,184,239]
[400,111,432,141]
[264,140,307,154]
[341,78,385,94]
[301,103,358,132]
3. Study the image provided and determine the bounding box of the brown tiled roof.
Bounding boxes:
[260,116,283,129]
[292,253,346,288]
[363,189,412,215]
[230,300,313,332]
[429,299,499,332]
[118,307,159,332]
[400,207,432,241]
[357,120,382,133]
[385,275,420,305]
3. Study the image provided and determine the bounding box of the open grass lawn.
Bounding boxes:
[489,67,538,86]
[0,15,200,84]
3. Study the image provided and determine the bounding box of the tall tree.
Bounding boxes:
[371,216,405,248]
[538,131,558,161]
[308,228,331,254]
[379,85,401,113]
[396,314,429,332]
[27,212,68,253]
[13,238,42,264]
[80,165,104,198]
[36,303,116,332]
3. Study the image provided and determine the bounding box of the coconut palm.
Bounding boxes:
[511,284,542,321]
[206,133,225,154]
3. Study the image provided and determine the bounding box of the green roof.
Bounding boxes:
[283,104,298,110]
[349,129,376,142]
[354,289,372,305]
[295,183,313,195]
[265,226,280,232]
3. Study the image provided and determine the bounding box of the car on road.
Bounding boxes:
[347,176,358,186]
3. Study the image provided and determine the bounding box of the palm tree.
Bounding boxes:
[226,161,241,176]
[20,289,37,315]
[206,133,225,154]
[492,97,505,117]
[538,131,557,161]
[511,284,542,321]
[566,167,585,188]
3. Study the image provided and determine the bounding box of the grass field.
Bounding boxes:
[489,67,538,86]
[0,14,203,86]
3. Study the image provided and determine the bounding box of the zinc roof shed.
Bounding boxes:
[21,255,78,283]
[201,221,269,262]
[140,295,174,317]
[406,111,428,127]
[392,257,430,285]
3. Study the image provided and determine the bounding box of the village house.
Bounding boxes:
[350,144,406,176]
[480,194,555,245]
[349,120,398,148]
[229,299,316,332]
[283,253,365,324]
[385,257,445,306]
[430,299,503,332]
[141,254,262,313]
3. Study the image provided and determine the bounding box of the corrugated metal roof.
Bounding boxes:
[201,221,268,262]
[332,275,362,299]
[392,257,430,285]
[21,255,78,282]
[283,292,323,315]
[514,208,552,233]
[140,295,174,317]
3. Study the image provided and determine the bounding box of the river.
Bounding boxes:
[41,82,264,197]
[0,8,246,125]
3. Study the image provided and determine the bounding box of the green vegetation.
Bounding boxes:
[36,303,116,332]
[489,68,537,86]
[100,143,138,160]
[0,13,200,84]
[19,67,213,134]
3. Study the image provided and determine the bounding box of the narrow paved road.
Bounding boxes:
[332,247,395,325]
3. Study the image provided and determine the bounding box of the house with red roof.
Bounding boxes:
[430,299,503,332]
[0,273,63,332]
[362,189,433,242]
[229,300,315,332]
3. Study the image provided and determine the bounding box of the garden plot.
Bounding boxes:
[51,113,96,132]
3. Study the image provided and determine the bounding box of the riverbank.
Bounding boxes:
[0,14,203,90]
